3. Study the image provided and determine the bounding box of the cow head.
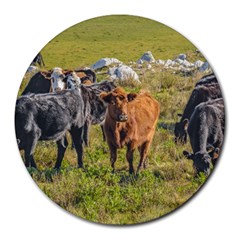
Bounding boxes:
[174,117,189,144]
[183,150,211,176]
[88,89,105,124]
[66,72,81,89]
[50,67,66,92]
[100,87,137,122]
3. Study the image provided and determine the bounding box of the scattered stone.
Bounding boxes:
[199,62,211,72]
[194,60,204,68]
[182,60,194,68]
[91,58,122,70]
[177,53,187,60]
[137,51,155,64]
[174,58,184,65]
[155,59,165,65]
[108,65,140,83]
[146,64,152,70]
[165,59,175,67]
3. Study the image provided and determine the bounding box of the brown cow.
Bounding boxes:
[100,87,160,174]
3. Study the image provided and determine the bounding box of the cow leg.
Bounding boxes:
[101,125,106,142]
[24,130,40,169]
[54,136,68,169]
[70,128,84,168]
[126,145,135,174]
[109,144,117,173]
[137,141,151,173]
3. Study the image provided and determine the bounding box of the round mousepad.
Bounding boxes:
[15,15,225,225]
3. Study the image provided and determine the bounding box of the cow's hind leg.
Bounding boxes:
[54,136,68,169]
[70,127,84,168]
[126,144,135,174]
[137,141,151,173]
[24,129,40,169]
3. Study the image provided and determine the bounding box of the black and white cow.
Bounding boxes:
[183,98,225,175]
[51,68,96,92]
[174,82,222,144]
[15,85,110,169]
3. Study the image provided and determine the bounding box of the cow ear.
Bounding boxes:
[127,93,137,102]
[183,119,189,130]
[183,150,194,160]
[100,92,112,103]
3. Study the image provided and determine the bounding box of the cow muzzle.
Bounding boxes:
[55,87,62,92]
[118,114,128,122]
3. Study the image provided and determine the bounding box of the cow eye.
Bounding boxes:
[119,96,124,101]
[111,101,116,105]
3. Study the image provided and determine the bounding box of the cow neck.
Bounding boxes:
[79,87,90,117]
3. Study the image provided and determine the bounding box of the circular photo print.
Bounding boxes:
[15,15,225,225]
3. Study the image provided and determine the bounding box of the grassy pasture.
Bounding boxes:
[18,15,210,224]
[40,15,203,69]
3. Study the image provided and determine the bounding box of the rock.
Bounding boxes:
[155,59,165,65]
[182,60,194,68]
[137,59,144,64]
[165,59,174,67]
[174,58,184,65]
[91,58,122,70]
[137,51,155,64]
[177,53,187,60]
[199,62,211,72]
[146,64,152,70]
[194,60,204,69]
[108,65,140,83]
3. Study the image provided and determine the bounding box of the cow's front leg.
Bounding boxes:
[126,144,135,174]
[54,136,68,169]
[70,127,84,168]
[109,145,117,173]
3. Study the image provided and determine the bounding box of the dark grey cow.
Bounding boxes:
[183,98,225,175]
[174,82,222,144]
[15,86,109,169]
[195,73,218,87]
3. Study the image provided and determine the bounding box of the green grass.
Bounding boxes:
[18,15,210,225]
[40,15,204,69]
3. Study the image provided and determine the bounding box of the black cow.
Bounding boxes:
[31,53,45,67]
[174,83,222,144]
[15,86,110,169]
[195,73,218,87]
[183,98,225,175]
[21,71,52,95]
